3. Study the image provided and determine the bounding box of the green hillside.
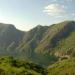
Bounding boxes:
[0,21,75,66]
[0,56,45,75]
[47,58,75,75]
[0,56,75,75]
[35,21,75,54]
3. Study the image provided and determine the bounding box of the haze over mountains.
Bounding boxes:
[0,21,75,66]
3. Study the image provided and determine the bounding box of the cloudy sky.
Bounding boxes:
[0,0,75,31]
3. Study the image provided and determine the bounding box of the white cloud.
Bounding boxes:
[43,4,66,16]
[43,3,75,18]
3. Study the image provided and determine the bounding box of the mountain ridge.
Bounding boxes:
[0,21,75,66]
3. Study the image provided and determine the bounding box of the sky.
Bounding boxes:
[0,0,75,31]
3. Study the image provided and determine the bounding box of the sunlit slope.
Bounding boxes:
[0,56,45,75]
[47,58,75,75]
[35,21,75,54]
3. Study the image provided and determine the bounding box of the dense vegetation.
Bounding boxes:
[0,56,75,75]
[0,56,45,75]
[47,58,75,75]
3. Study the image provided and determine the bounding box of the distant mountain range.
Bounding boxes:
[0,21,75,66]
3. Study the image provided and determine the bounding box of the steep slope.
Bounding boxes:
[51,21,75,57]
[16,25,55,66]
[23,25,48,51]
[0,23,25,55]
[35,21,75,54]
[0,21,75,66]
[17,25,48,58]
[47,58,75,75]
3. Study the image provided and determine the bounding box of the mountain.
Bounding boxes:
[35,21,75,54]
[0,23,24,55]
[47,58,75,75]
[17,25,48,58]
[0,21,75,66]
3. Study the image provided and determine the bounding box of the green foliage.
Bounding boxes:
[0,56,45,75]
[47,58,75,75]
